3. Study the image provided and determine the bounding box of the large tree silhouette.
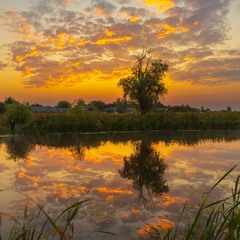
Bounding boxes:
[119,140,169,205]
[117,48,168,115]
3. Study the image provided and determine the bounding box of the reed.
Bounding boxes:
[147,164,240,240]
[1,112,240,135]
[0,166,239,239]
[0,189,90,240]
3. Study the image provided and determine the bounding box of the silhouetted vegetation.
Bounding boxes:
[146,166,240,240]
[2,130,240,162]
[4,137,35,161]
[1,111,240,135]
[55,100,72,109]
[118,48,168,115]
[1,96,240,135]
[119,140,169,205]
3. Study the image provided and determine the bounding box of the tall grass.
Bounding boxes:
[0,190,90,240]
[0,166,239,239]
[1,112,240,135]
[147,164,240,240]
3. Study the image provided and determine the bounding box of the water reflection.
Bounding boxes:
[69,144,85,161]
[1,131,240,239]
[4,137,35,161]
[119,140,169,205]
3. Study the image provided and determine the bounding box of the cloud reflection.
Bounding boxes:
[1,132,240,239]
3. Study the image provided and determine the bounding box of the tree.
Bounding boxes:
[31,103,43,107]
[4,103,32,125]
[88,100,105,111]
[115,98,127,113]
[119,140,169,205]
[227,106,232,112]
[0,102,4,114]
[4,97,18,105]
[56,100,72,109]
[68,99,85,115]
[118,48,168,115]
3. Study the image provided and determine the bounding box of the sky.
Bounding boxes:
[0,0,240,110]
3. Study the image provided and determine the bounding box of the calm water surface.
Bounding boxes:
[0,131,240,239]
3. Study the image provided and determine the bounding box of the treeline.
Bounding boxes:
[0,97,240,135]
[0,96,235,114]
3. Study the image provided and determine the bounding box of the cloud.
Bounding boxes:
[169,49,240,85]
[119,6,150,19]
[0,0,238,88]
[0,61,7,70]
[142,0,174,12]
[84,0,117,17]
[116,0,131,4]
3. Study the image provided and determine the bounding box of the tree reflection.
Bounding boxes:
[69,144,85,161]
[5,137,35,161]
[119,140,169,205]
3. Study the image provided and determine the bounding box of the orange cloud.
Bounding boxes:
[104,29,114,37]
[17,170,40,186]
[138,218,174,237]
[73,165,81,171]
[184,57,196,61]
[131,208,140,214]
[94,36,132,45]
[106,195,114,201]
[97,7,104,16]
[130,16,139,22]
[143,0,174,12]
[1,11,36,39]
[158,23,177,39]
[95,187,133,195]
[22,65,33,76]
[162,195,176,206]
[14,47,38,63]
[46,183,82,199]
[184,169,195,174]
[157,22,198,39]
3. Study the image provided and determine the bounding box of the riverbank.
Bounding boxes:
[1,111,240,135]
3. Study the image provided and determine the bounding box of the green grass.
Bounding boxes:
[0,189,90,240]
[1,112,240,135]
[146,164,240,240]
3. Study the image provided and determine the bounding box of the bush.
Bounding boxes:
[4,103,32,124]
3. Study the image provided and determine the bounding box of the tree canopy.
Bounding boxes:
[56,100,72,109]
[4,103,32,124]
[118,48,168,115]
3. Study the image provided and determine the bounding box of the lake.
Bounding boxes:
[0,131,240,239]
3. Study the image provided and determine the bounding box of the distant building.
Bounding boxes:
[30,106,68,114]
[124,107,137,113]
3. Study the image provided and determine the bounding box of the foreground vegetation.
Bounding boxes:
[0,166,239,239]
[147,165,240,240]
[1,111,240,135]
[1,96,239,135]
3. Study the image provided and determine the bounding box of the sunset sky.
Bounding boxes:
[0,0,239,110]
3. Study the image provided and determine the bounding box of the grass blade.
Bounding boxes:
[0,212,20,224]
[209,164,238,193]
[97,230,118,235]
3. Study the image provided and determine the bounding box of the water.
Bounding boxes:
[0,131,240,239]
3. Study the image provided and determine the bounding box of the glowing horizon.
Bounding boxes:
[0,0,240,110]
